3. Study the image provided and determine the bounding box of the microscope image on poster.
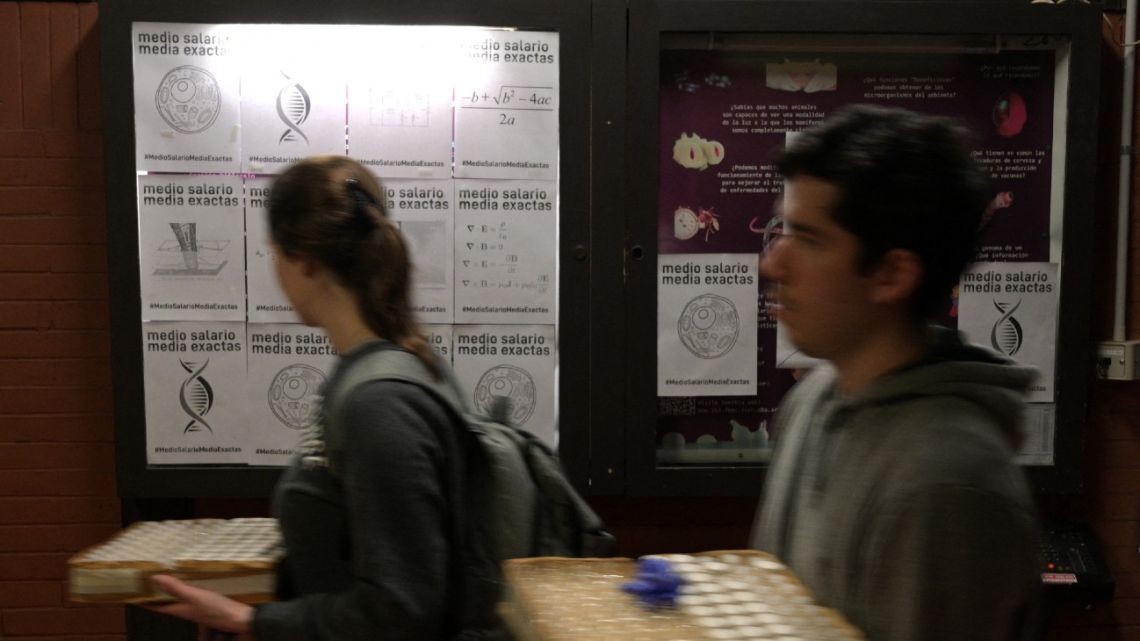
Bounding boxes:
[474,365,537,426]
[154,223,230,276]
[677,293,740,359]
[155,65,221,134]
[268,364,326,430]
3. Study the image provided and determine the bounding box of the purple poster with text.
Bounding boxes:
[656,48,1056,466]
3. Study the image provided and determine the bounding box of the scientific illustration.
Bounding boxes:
[268,364,326,430]
[276,72,311,144]
[677,294,740,359]
[154,223,229,276]
[179,359,214,434]
[155,65,221,134]
[474,364,537,426]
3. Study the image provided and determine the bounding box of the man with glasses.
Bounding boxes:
[751,105,1041,641]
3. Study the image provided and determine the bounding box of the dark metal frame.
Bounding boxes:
[624,0,1101,495]
[104,0,1102,502]
[101,0,595,498]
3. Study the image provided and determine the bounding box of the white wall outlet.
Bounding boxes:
[1096,340,1140,380]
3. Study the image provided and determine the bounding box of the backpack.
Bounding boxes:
[326,348,616,638]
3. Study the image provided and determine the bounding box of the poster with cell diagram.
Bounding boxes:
[424,324,454,364]
[658,254,758,397]
[346,27,454,179]
[383,179,455,324]
[454,180,556,324]
[957,262,1058,403]
[245,177,298,323]
[246,324,338,466]
[137,174,245,322]
[143,321,247,464]
[133,23,241,173]
[453,30,559,180]
[452,324,557,447]
[239,25,347,174]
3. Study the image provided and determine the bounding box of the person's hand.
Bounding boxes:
[148,575,254,635]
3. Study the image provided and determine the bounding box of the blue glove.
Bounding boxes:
[621,557,685,608]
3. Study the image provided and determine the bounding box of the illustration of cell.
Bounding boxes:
[701,139,725,166]
[474,365,537,426]
[673,133,708,169]
[268,364,325,430]
[661,432,686,451]
[276,72,311,144]
[677,293,740,359]
[155,222,229,276]
[674,207,700,240]
[672,133,724,170]
[993,92,1028,137]
[990,299,1023,356]
[155,66,221,134]
[765,60,837,93]
[730,419,769,449]
[179,359,214,434]
[695,434,718,449]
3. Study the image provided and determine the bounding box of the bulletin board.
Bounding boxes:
[104,0,1103,500]
[623,0,1101,495]
[102,0,593,498]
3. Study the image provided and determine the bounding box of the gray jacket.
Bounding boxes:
[254,341,464,641]
[751,328,1042,641]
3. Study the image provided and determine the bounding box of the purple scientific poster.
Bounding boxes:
[656,48,1057,464]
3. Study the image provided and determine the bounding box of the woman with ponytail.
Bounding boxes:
[149,156,466,641]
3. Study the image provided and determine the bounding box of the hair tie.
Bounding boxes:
[345,178,382,228]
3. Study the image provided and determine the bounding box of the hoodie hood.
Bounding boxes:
[829,325,1037,447]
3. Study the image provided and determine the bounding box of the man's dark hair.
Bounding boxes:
[776,104,989,319]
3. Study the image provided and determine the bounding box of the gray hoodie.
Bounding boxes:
[751,327,1042,641]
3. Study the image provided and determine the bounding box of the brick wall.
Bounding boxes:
[0,2,1137,639]
[0,2,124,640]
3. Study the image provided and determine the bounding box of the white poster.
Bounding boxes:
[958,262,1058,402]
[138,174,245,322]
[424,324,454,364]
[246,324,338,466]
[454,180,556,324]
[1013,403,1055,466]
[347,27,453,179]
[133,23,241,173]
[453,31,559,180]
[657,254,759,396]
[245,177,298,323]
[384,179,455,324]
[143,321,247,464]
[452,324,557,446]
[240,25,347,174]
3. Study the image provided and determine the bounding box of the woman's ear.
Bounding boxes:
[869,248,924,306]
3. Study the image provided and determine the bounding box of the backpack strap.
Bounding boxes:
[323,347,492,639]
[325,348,468,456]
